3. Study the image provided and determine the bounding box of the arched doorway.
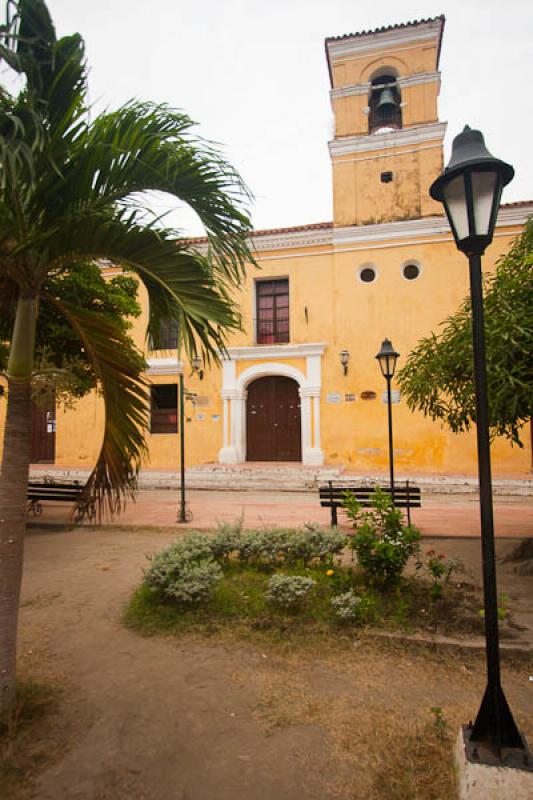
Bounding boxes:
[246,376,302,461]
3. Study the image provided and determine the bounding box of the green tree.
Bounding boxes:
[397,218,533,446]
[0,0,254,712]
[0,261,143,402]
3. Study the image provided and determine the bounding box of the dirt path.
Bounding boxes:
[16,528,533,800]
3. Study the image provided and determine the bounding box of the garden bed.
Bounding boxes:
[124,509,491,643]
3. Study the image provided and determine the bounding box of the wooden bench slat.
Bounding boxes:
[27,480,94,522]
[318,481,422,527]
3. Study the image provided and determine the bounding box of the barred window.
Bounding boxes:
[151,384,178,434]
[151,318,179,350]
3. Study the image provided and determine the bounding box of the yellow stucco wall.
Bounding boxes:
[45,220,531,478]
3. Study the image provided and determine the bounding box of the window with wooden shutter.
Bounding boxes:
[256,279,289,344]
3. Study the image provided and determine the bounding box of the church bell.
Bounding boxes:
[376,87,398,113]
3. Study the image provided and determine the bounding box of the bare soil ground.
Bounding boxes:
[9,528,533,800]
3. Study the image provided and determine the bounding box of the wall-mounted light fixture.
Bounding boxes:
[339,349,350,376]
[191,355,204,381]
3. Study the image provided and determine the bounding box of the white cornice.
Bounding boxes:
[497,204,533,227]
[331,72,441,100]
[146,357,183,376]
[253,227,332,252]
[333,216,447,246]
[329,122,447,157]
[326,21,442,63]
[234,202,531,256]
[224,343,327,361]
[332,204,533,247]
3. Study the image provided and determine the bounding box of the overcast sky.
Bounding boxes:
[4,0,532,234]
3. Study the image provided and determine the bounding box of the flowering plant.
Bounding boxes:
[343,488,420,585]
[419,549,462,598]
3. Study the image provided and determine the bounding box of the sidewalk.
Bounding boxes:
[28,488,533,538]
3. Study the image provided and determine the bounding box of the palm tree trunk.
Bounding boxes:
[0,294,37,714]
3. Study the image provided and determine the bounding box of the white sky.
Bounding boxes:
[5,0,533,235]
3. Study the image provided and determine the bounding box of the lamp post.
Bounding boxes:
[177,370,187,523]
[375,339,399,503]
[430,126,528,765]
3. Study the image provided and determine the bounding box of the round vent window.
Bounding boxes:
[359,266,377,283]
[402,263,421,281]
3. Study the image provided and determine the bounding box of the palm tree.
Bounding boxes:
[0,0,254,712]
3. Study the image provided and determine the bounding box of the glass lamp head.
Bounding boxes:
[430,126,514,256]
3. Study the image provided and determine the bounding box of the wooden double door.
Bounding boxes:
[246,376,301,462]
[31,399,56,463]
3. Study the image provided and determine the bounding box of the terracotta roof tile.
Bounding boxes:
[325,15,445,44]
[500,200,533,208]
[184,221,333,245]
[324,16,446,86]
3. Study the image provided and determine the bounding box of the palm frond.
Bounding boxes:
[30,102,254,282]
[43,293,149,517]
[37,211,243,360]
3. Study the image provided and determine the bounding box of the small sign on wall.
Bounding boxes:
[344,393,356,402]
[382,390,401,404]
[326,392,342,404]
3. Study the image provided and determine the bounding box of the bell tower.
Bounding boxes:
[325,17,447,227]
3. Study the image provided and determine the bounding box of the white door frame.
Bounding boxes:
[218,344,326,465]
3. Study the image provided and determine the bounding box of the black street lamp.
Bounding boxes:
[177,369,197,525]
[375,338,399,503]
[430,126,529,766]
[177,370,187,523]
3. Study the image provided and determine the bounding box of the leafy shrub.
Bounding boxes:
[233,526,347,567]
[300,524,347,565]
[237,530,268,564]
[265,575,315,608]
[144,534,222,604]
[210,520,244,560]
[343,488,421,585]
[418,549,462,598]
[331,590,377,623]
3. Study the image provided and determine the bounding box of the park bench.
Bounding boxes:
[319,480,421,528]
[27,478,96,522]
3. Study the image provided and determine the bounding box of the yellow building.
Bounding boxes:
[25,17,533,477]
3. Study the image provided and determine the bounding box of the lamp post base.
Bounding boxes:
[456,727,533,800]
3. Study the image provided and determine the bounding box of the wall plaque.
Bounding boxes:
[326,392,342,404]
[344,393,356,402]
[382,390,400,404]
[361,391,377,400]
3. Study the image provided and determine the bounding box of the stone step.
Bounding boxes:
[28,465,532,495]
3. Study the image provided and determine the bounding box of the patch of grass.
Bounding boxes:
[372,714,457,800]
[0,680,58,799]
[125,558,483,647]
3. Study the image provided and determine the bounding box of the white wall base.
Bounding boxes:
[218,446,240,464]
[455,728,533,799]
[303,447,324,466]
